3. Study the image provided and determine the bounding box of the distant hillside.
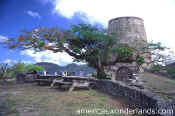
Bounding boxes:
[36,62,62,72]
[35,62,95,74]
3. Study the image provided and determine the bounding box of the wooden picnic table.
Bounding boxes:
[35,75,62,85]
[51,76,94,92]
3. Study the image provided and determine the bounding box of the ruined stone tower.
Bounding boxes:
[108,17,147,48]
[106,17,150,81]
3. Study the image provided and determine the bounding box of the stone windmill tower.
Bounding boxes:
[108,17,147,49]
[106,17,150,81]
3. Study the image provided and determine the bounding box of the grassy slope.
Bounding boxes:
[140,72,175,101]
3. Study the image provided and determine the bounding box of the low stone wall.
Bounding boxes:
[93,80,175,116]
[16,73,38,84]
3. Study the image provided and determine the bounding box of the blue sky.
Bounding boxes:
[0,0,93,65]
[1,0,175,65]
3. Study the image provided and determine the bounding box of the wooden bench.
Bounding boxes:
[35,75,61,85]
[51,79,72,87]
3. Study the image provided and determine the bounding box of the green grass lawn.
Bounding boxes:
[0,84,125,116]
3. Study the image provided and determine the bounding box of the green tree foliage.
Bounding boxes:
[25,64,45,72]
[11,62,44,77]
[2,23,168,79]
[13,62,26,73]
[151,65,164,72]
[166,68,175,75]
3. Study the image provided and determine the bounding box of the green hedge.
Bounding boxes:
[152,65,163,71]
[166,68,175,75]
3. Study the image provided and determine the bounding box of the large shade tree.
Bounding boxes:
[1,23,170,79]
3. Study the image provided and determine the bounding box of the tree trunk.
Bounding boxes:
[96,60,107,79]
[97,68,107,79]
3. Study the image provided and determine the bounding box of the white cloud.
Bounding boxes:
[3,59,17,64]
[0,35,8,43]
[4,59,11,64]
[21,49,74,66]
[26,10,41,18]
[52,0,175,52]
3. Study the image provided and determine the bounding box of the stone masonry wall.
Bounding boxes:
[108,17,147,49]
[92,80,175,116]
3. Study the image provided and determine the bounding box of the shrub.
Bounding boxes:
[11,62,45,78]
[152,65,163,72]
[166,68,175,75]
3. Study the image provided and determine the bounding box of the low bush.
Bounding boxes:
[151,65,163,72]
[166,68,175,76]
